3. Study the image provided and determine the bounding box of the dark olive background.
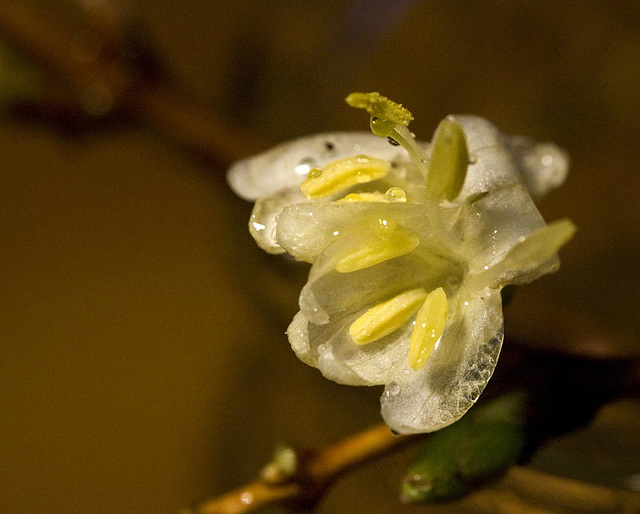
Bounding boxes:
[2,1,639,512]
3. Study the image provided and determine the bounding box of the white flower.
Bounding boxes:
[228,93,574,434]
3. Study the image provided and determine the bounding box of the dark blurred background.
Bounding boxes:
[1,1,639,512]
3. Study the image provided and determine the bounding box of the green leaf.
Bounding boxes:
[402,391,527,503]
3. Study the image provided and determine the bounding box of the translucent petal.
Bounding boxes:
[227,132,409,201]
[287,310,374,385]
[448,116,524,199]
[453,183,548,274]
[448,116,569,201]
[299,252,442,324]
[381,291,504,434]
[276,200,429,263]
[509,136,569,198]
[249,186,306,254]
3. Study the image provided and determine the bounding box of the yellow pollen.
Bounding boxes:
[349,288,427,345]
[408,287,448,370]
[334,226,420,273]
[300,155,390,199]
[426,119,468,202]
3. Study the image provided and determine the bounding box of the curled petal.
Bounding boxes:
[228,132,408,201]
[509,136,569,198]
[249,186,306,254]
[449,116,524,199]
[381,291,504,434]
[451,116,568,201]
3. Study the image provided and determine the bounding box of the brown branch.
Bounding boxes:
[195,423,421,513]
[0,1,264,169]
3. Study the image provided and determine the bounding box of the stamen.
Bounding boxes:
[300,155,390,199]
[408,287,448,370]
[349,288,427,345]
[335,226,420,273]
[426,119,468,202]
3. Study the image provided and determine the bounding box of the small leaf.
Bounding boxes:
[402,391,527,503]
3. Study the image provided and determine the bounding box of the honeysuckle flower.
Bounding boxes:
[228,93,574,434]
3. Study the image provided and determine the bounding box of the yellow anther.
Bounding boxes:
[501,218,577,270]
[426,119,468,202]
[300,155,390,199]
[346,92,414,137]
[335,228,420,273]
[349,288,428,345]
[408,287,448,371]
[340,192,387,202]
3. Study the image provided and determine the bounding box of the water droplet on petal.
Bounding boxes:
[386,381,400,396]
[385,187,407,202]
[296,158,317,176]
[387,136,400,146]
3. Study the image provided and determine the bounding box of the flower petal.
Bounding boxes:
[227,132,409,201]
[381,291,504,434]
[287,310,375,385]
[249,186,306,254]
[508,136,569,198]
[454,183,549,276]
[276,200,430,263]
[450,116,523,199]
[450,116,569,201]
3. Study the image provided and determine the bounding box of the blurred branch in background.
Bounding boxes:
[195,423,419,514]
[0,0,263,170]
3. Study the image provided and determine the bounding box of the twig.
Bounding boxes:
[195,423,420,513]
[0,1,264,169]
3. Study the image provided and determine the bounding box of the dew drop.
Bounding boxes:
[387,136,400,146]
[296,158,317,176]
[386,381,400,396]
[307,168,323,179]
[466,391,479,402]
[385,187,407,202]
